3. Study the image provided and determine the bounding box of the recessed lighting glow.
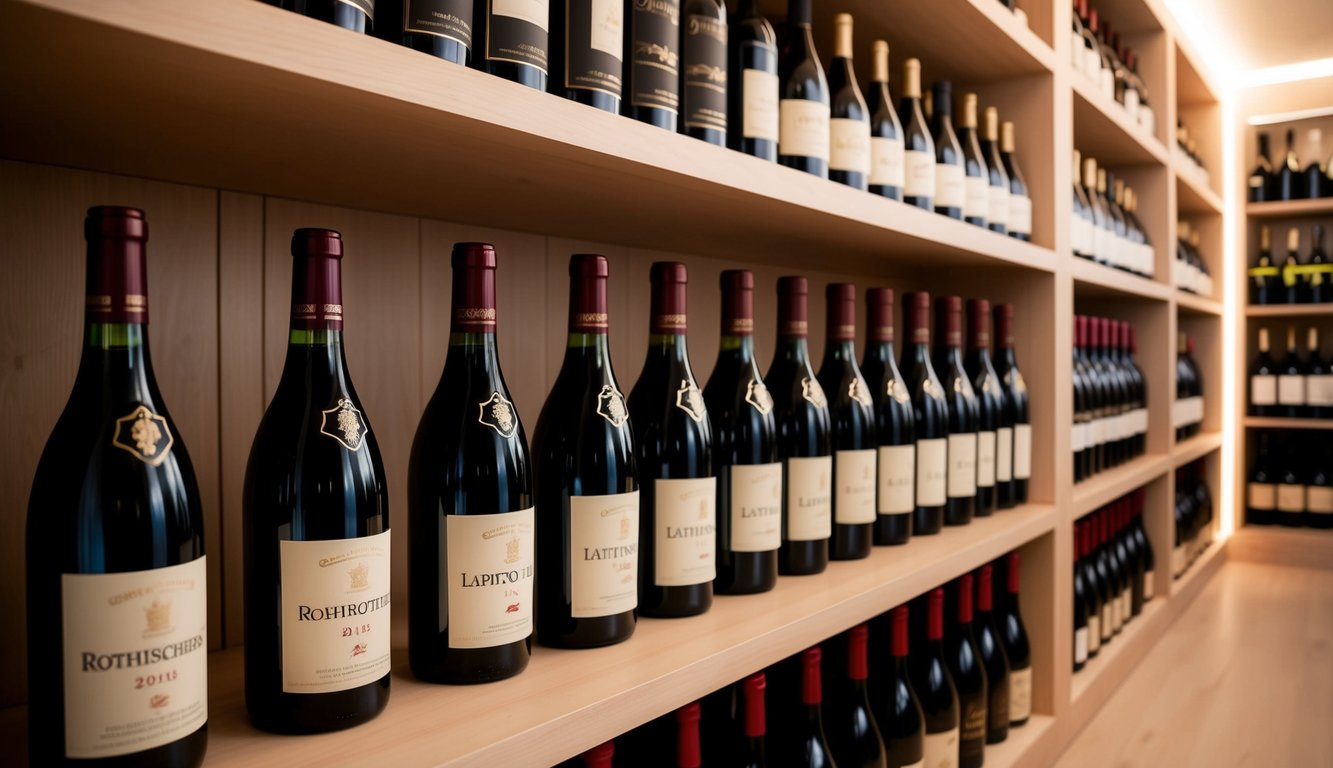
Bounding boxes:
[1241,57,1333,88]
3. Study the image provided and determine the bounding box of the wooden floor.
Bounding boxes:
[1055,560,1333,768]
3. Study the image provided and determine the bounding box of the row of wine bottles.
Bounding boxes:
[1249,224,1331,305]
[562,553,1032,768]
[269,0,1037,238]
[1068,0,1155,136]
[1174,333,1204,442]
[1070,150,1154,277]
[1172,461,1214,579]
[1175,120,1211,189]
[1247,431,1333,528]
[1248,326,1332,419]
[1072,315,1148,483]
[1174,221,1213,297]
[1072,490,1155,673]
[1249,128,1333,202]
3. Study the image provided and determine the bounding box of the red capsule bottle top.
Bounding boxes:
[801,646,822,705]
[450,242,498,333]
[977,564,994,611]
[290,227,344,330]
[847,623,870,681]
[651,261,689,334]
[927,587,946,640]
[743,673,767,738]
[935,295,963,348]
[826,283,858,341]
[676,701,702,768]
[957,573,974,623]
[1008,551,1022,594]
[867,287,895,343]
[903,291,932,345]
[892,604,910,657]
[84,206,150,324]
[967,298,991,350]
[568,254,610,332]
[721,270,755,336]
[778,276,809,338]
[993,303,1015,349]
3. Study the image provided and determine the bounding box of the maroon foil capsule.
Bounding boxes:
[934,295,963,348]
[967,298,991,350]
[866,288,895,343]
[290,228,345,330]
[450,242,498,333]
[903,291,932,346]
[927,586,946,640]
[847,624,870,681]
[1075,315,1087,348]
[777,276,809,338]
[891,604,910,657]
[993,303,1015,349]
[650,261,688,334]
[801,646,822,705]
[568,254,610,332]
[825,283,857,342]
[84,206,149,324]
[743,673,766,738]
[721,270,755,336]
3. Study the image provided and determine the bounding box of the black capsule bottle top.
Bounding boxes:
[84,206,149,324]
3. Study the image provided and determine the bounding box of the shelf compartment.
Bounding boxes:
[0,0,1057,274]
[982,713,1056,767]
[1246,303,1333,317]
[1175,168,1223,216]
[1172,430,1222,467]
[1072,77,1169,167]
[1175,291,1222,316]
[1230,526,1333,571]
[1071,453,1171,516]
[1243,416,1333,431]
[1247,199,1333,218]
[1071,257,1172,301]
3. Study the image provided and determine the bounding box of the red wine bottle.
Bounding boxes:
[818,284,877,561]
[777,0,830,177]
[911,588,960,768]
[705,271,780,594]
[244,229,390,733]
[931,80,965,220]
[1132,491,1155,603]
[867,41,904,201]
[991,304,1024,509]
[828,13,870,190]
[975,565,1010,744]
[379,0,470,64]
[795,647,836,767]
[625,0,681,130]
[26,207,208,765]
[934,296,979,527]
[766,277,832,575]
[738,672,769,767]
[964,299,1002,518]
[998,552,1032,726]
[276,0,373,33]
[473,0,548,89]
[547,0,624,112]
[408,243,534,683]
[629,263,715,617]
[534,255,638,647]
[874,606,924,768]
[727,0,778,161]
[827,624,887,767]
[944,574,987,768]
[861,289,916,546]
[899,58,936,210]
[677,701,704,768]
[681,0,728,145]
[900,292,948,536]
[1072,520,1089,672]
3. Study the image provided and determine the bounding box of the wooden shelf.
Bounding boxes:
[1244,417,1333,430]
[1175,290,1223,315]
[1230,526,1333,570]
[1175,168,1223,216]
[983,713,1056,766]
[1072,454,1171,516]
[1172,430,1222,467]
[1246,303,1333,317]
[0,0,1056,274]
[1072,77,1169,167]
[1071,256,1171,301]
[1246,199,1333,218]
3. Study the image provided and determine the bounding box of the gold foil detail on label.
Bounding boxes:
[456,307,497,324]
[727,318,754,333]
[746,378,773,415]
[478,391,519,438]
[111,405,174,466]
[801,376,827,408]
[596,384,629,427]
[574,312,609,328]
[913,328,929,343]
[783,320,809,335]
[320,398,369,451]
[656,314,687,328]
[675,380,705,422]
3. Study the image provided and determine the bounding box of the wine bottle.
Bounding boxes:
[910,588,960,768]
[965,299,1003,518]
[281,0,373,32]
[944,574,988,768]
[728,0,778,160]
[534,254,638,647]
[1001,121,1032,241]
[1249,131,1273,202]
[408,243,534,684]
[738,672,769,767]
[1309,224,1330,304]
[993,304,1030,506]
[1073,521,1089,673]
[875,605,925,768]
[1247,432,1276,526]
[1307,326,1332,419]
[548,0,623,112]
[1124,323,1148,458]
[766,277,833,575]
[900,292,949,536]
[1306,439,1332,529]
[777,646,836,768]
[1277,325,1306,418]
[867,41,905,201]
[861,288,916,546]
[1281,227,1308,304]
[1250,225,1278,305]
[244,228,390,733]
[1276,440,1306,528]
[473,0,548,89]
[1305,129,1326,200]
[819,283,877,560]
[827,625,888,768]
[1278,128,1301,201]
[676,701,704,768]
[625,0,680,129]
[828,13,871,191]
[1249,328,1278,417]
[706,270,781,594]
[384,0,472,64]
[934,296,978,527]
[1080,519,1103,659]
[958,94,990,228]
[629,262,716,617]
[931,80,965,220]
[1071,151,1092,259]
[900,58,936,210]
[998,552,1032,726]
[682,0,728,145]
[777,0,830,177]
[26,206,208,765]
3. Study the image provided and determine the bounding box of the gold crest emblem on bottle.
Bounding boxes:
[143,599,173,638]
[746,379,774,414]
[478,391,519,438]
[111,405,174,466]
[320,397,368,451]
[675,380,706,422]
[801,377,828,408]
[597,384,629,427]
[849,378,873,407]
[347,561,370,592]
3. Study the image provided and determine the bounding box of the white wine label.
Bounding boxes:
[1013,423,1031,480]
[786,455,833,541]
[1307,487,1333,514]
[742,64,779,141]
[589,0,622,57]
[61,557,207,759]
[1143,571,1155,600]
[877,444,915,514]
[1071,421,1086,453]
[916,437,948,507]
[829,117,871,174]
[445,509,534,649]
[1247,482,1276,510]
[1074,627,1089,664]
[1099,68,1115,100]
[730,462,782,552]
[654,477,717,586]
[989,184,1011,228]
[834,449,877,524]
[1277,375,1305,406]
[1277,484,1305,512]
[779,99,830,161]
[1087,615,1101,652]
[1171,397,1204,428]
[1101,602,1113,639]
[1009,195,1032,236]
[280,531,391,694]
[935,163,965,208]
[921,727,960,768]
[904,149,936,197]
[1070,32,1084,73]
[946,432,978,499]
[996,426,1014,483]
[570,492,639,618]
[1124,88,1140,122]
[1307,375,1333,406]
[1132,409,1149,436]
[870,136,905,187]
[110,405,174,466]
[976,430,997,488]
[493,0,547,30]
[964,175,989,219]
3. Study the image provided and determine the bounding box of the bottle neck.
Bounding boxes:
[824,337,857,364]
[78,322,154,396]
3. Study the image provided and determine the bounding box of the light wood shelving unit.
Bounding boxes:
[0,0,1233,765]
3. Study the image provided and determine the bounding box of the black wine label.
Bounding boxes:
[405,0,472,48]
[565,0,623,97]
[682,14,726,130]
[629,0,679,113]
[337,0,375,19]
[485,0,549,73]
